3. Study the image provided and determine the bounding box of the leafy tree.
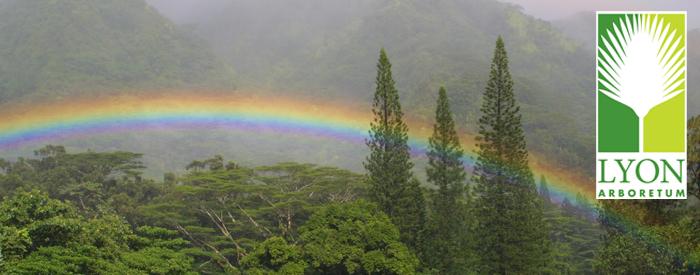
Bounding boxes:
[689,115,700,200]
[0,146,160,222]
[422,87,473,273]
[241,201,419,274]
[142,160,367,272]
[364,48,425,248]
[594,195,700,273]
[594,201,680,274]
[0,190,198,274]
[299,200,419,274]
[241,237,307,275]
[471,37,548,274]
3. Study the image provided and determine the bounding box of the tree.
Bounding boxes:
[364,48,425,248]
[241,201,419,274]
[594,201,681,274]
[422,87,473,273]
[538,175,551,204]
[471,37,548,274]
[143,161,367,272]
[299,200,418,274]
[0,190,198,274]
[688,115,700,200]
[241,237,307,275]
[0,146,160,221]
[594,197,698,273]
[542,197,603,274]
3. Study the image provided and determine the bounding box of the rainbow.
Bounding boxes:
[0,91,591,202]
[1,90,694,263]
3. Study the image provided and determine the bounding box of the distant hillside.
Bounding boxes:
[0,0,235,102]
[150,0,595,171]
[0,0,617,177]
[689,29,700,112]
[552,11,595,50]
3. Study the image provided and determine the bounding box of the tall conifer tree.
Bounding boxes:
[364,48,425,248]
[423,87,473,274]
[472,37,548,273]
[539,175,551,204]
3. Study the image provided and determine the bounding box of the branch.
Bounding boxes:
[198,208,247,262]
[235,204,273,236]
[176,224,237,270]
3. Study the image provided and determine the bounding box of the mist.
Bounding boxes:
[501,0,700,28]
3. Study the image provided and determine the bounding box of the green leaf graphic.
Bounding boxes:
[598,13,686,152]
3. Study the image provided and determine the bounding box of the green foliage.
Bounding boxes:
[0,0,234,103]
[689,115,700,200]
[595,194,700,274]
[538,176,551,204]
[299,200,419,274]
[422,87,474,273]
[242,201,419,274]
[0,190,198,274]
[594,230,678,274]
[364,49,426,249]
[472,37,548,274]
[0,145,161,222]
[139,159,367,272]
[542,199,602,274]
[241,237,307,275]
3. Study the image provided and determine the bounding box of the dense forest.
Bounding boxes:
[0,0,699,274]
[1,40,699,274]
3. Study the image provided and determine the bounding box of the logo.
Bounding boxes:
[596,12,687,199]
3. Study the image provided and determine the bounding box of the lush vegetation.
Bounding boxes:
[3,40,695,274]
[0,1,699,273]
[0,0,234,103]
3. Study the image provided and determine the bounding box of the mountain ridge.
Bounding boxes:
[0,0,235,103]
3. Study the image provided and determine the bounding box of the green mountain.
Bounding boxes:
[552,11,595,50]
[0,0,235,102]
[0,0,608,177]
[151,0,595,171]
[689,29,700,110]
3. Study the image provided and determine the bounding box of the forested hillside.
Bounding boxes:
[0,0,600,178]
[2,43,697,272]
[0,43,598,273]
[1,1,699,269]
[150,0,594,172]
[0,0,235,103]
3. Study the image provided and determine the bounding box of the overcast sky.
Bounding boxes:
[500,0,699,28]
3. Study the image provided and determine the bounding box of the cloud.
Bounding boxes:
[501,0,699,28]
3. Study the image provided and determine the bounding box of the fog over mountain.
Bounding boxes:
[501,0,700,28]
[2,0,696,177]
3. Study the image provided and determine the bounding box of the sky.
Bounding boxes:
[500,0,700,28]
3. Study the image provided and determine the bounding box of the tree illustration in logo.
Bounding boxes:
[598,14,686,152]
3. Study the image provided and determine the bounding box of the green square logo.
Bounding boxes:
[596,12,687,199]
